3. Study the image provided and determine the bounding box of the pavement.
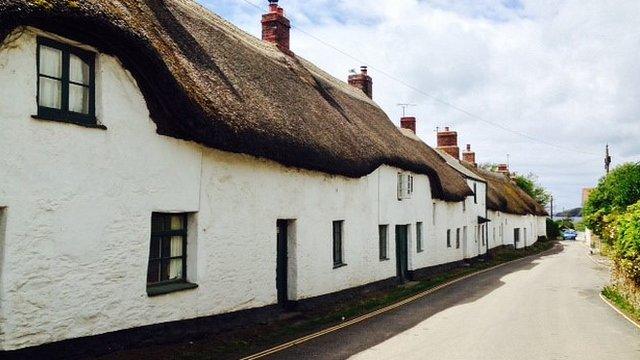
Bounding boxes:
[266,241,640,360]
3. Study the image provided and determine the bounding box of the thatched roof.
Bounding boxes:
[462,164,548,216]
[435,150,485,182]
[0,0,473,201]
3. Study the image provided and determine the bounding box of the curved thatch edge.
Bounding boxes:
[0,1,473,202]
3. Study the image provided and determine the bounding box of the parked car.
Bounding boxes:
[562,229,578,240]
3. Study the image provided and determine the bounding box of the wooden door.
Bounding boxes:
[395,225,409,283]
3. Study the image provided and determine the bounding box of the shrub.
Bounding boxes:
[612,201,640,285]
[546,218,560,240]
[584,163,640,237]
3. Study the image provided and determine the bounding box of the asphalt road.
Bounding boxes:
[266,241,640,360]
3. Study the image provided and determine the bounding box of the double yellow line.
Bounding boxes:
[241,243,559,360]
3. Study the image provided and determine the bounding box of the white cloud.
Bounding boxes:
[201,0,640,211]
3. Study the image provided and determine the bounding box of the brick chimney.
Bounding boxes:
[262,0,292,55]
[437,127,460,159]
[497,163,509,174]
[462,144,476,166]
[400,117,416,133]
[348,66,373,99]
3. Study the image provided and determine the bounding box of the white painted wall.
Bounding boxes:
[0,28,543,351]
[488,211,547,249]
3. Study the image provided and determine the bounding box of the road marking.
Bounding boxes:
[240,243,560,360]
[599,292,640,330]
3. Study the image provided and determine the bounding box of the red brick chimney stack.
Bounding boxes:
[348,66,373,99]
[262,0,292,55]
[437,127,460,159]
[462,144,476,166]
[497,163,509,174]
[400,117,417,133]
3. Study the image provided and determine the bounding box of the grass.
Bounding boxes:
[100,240,556,360]
[602,286,640,324]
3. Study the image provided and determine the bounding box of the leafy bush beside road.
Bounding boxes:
[584,163,640,309]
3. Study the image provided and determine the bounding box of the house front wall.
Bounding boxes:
[0,28,479,351]
[488,211,546,249]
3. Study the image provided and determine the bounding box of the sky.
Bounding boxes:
[198,0,640,212]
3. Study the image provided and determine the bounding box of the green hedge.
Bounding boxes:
[613,201,640,285]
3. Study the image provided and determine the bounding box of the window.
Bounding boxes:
[473,182,478,204]
[446,229,452,248]
[462,199,466,213]
[379,225,389,260]
[333,221,345,267]
[37,37,96,125]
[416,222,423,253]
[147,213,197,296]
[397,173,414,200]
[456,228,461,249]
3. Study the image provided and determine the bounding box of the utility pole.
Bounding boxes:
[550,196,554,219]
[605,144,612,175]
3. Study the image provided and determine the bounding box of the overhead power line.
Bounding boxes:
[238,0,601,157]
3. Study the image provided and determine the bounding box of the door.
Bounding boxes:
[514,228,520,248]
[462,226,468,259]
[395,225,409,283]
[276,220,289,307]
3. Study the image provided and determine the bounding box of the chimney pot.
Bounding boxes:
[462,144,476,166]
[348,65,373,99]
[437,127,460,159]
[497,163,509,174]
[262,0,292,55]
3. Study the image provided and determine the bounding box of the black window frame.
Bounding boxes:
[416,222,423,253]
[333,220,346,268]
[36,36,97,126]
[447,229,452,248]
[379,224,389,260]
[473,183,478,204]
[147,213,197,296]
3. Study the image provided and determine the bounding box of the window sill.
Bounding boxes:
[32,115,107,130]
[380,257,390,262]
[333,263,347,269]
[147,281,198,297]
[417,250,424,253]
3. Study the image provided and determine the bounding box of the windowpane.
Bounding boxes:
[149,236,161,259]
[160,259,171,281]
[39,45,62,78]
[161,236,172,258]
[38,77,62,109]
[147,259,160,284]
[170,215,185,230]
[417,222,423,252]
[70,54,90,84]
[69,84,90,114]
[151,214,164,232]
[169,259,183,280]
[379,225,388,260]
[333,221,343,265]
[170,236,183,257]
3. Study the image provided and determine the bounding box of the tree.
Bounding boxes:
[584,163,640,216]
[512,173,552,207]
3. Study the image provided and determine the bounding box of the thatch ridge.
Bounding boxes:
[0,0,473,201]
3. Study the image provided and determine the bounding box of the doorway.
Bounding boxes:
[514,228,520,248]
[462,226,468,259]
[395,225,410,283]
[276,220,291,308]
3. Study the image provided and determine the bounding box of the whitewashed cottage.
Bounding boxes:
[0,0,546,357]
